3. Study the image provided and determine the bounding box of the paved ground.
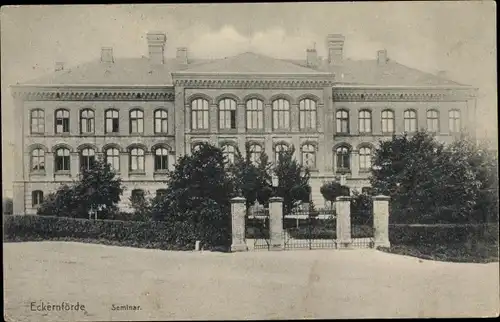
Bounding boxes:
[4,242,499,321]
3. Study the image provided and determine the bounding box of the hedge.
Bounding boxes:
[3,215,230,251]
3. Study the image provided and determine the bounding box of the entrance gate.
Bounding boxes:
[246,208,270,250]
[283,209,337,250]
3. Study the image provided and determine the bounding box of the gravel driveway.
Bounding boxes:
[4,241,499,320]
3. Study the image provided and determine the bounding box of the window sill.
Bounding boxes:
[54,171,71,176]
[246,128,265,133]
[219,128,238,133]
[335,132,350,136]
[336,169,351,175]
[30,132,45,136]
[153,170,169,175]
[54,133,71,136]
[129,171,146,176]
[30,171,46,176]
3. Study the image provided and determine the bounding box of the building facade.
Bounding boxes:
[11,32,478,214]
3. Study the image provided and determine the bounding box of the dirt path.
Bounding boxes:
[4,242,499,320]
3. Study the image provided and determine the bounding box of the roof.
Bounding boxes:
[19,51,469,87]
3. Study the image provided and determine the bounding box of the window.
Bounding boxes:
[381,110,395,133]
[221,144,235,164]
[31,148,45,171]
[336,110,349,134]
[55,109,70,134]
[154,148,169,171]
[219,98,237,130]
[31,109,45,134]
[336,146,350,171]
[426,110,439,132]
[246,99,264,130]
[80,148,96,170]
[404,110,417,132]
[359,147,372,171]
[361,187,373,195]
[249,144,262,165]
[130,148,145,172]
[191,98,209,130]
[301,144,316,168]
[32,190,44,207]
[154,109,168,133]
[192,143,203,153]
[80,109,95,134]
[275,143,289,163]
[272,99,290,130]
[130,109,144,134]
[55,148,70,172]
[156,189,167,198]
[131,189,145,203]
[358,110,372,133]
[105,148,120,171]
[105,109,119,133]
[299,99,317,130]
[449,109,461,133]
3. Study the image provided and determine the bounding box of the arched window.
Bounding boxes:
[381,110,395,133]
[80,109,95,134]
[358,110,372,133]
[31,109,45,134]
[427,109,439,132]
[105,109,119,133]
[130,109,144,134]
[55,109,70,134]
[272,98,290,130]
[221,144,236,164]
[301,144,316,168]
[191,98,209,130]
[156,189,167,198]
[130,148,145,171]
[154,109,168,133]
[31,148,45,172]
[359,147,372,171]
[449,109,461,133]
[249,144,262,165]
[130,189,145,203]
[335,146,350,171]
[32,190,44,207]
[219,98,237,130]
[299,99,317,130]
[336,110,349,134]
[154,147,169,171]
[55,147,70,171]
[274,143,289,163]
[80,148,96,170]
[246,99,263,130]
[404,110,417,132]
[105,148,120,171]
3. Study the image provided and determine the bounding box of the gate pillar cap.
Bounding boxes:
[336,196,351,201]
[230,197,246,203]
[269,196,284,203]
[373,195,390,201]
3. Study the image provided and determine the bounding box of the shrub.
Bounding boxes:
[4,215,203,251]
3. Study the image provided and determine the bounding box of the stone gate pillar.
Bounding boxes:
[230,197,248,252]
[269,196,284,250]
[373,195,391,248]
[336,196,352,248]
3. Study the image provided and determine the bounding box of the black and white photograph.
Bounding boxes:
[2,2,499,320]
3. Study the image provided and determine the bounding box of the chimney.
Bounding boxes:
[55,62,64,72]
[306,48,318,68]
[326,34,345,65]
[176,47,188,65]
[147,32,167,64]
[437,70,447,78]
[101,47,114,63]
[377,49,388,65]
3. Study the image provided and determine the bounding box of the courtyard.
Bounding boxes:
[3,241,499,320]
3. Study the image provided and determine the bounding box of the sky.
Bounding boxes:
[1,2,497,197]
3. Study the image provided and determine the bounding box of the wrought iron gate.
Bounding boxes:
[246,208,270,250]
[283,209,337,250]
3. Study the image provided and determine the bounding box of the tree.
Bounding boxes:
[37,156,124,219]
[2,197,13,215]
[320,181,349,208]
[229,142,273,212]
[151,143,233,248]
[129,191,153,221]
[370,130,489,224]
[273,146,311,216]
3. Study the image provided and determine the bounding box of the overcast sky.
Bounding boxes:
[1,3,497,197]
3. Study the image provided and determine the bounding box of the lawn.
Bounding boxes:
[3,241,499,321]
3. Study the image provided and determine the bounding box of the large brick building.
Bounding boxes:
[10,32,478,214]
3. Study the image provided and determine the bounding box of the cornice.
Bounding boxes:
[332,87,477,102]
[10,85,175,101]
